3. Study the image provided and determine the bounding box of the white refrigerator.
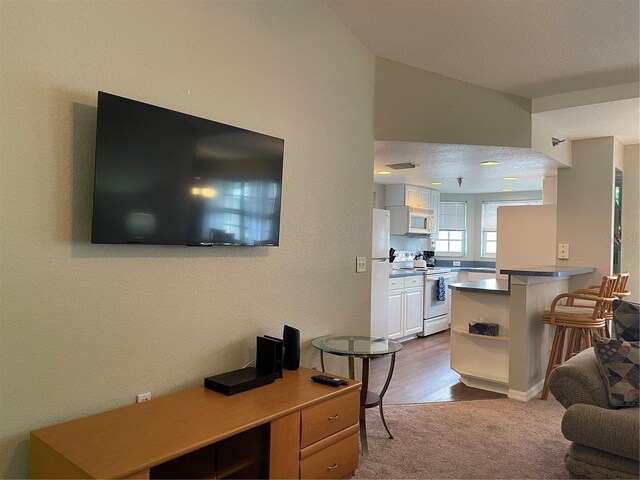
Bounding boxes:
[371,209,390,338]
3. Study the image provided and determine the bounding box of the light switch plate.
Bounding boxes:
[558,243,569,260]
[356,257,366,273]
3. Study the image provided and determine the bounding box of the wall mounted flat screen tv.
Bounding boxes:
[92,92,284,246]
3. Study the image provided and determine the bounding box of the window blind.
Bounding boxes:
[439,201,467,230]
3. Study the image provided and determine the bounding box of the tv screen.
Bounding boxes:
[92,92,284,246]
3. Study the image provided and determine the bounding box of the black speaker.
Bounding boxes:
[256,336,281,377]
[282,325,300,371]
[262,335,283,378]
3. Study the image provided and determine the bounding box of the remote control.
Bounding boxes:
[311,374,348,387]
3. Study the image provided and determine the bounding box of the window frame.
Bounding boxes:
[435,201,468,257]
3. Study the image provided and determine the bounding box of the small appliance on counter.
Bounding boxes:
[413,252,426,268]
[424,250,436,267]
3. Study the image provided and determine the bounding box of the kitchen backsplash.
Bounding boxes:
[389,235,433,253]
[389,234,496,269]
[437,260,496,268]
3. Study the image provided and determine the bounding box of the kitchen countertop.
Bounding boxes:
[447,265,594,293]
[389,267,451,278]
[448,267,496,273]
[448,278,510,295]
[499,265,595,277]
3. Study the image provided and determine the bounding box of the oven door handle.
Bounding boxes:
[427,275,451,281]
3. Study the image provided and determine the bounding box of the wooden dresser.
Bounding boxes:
[30,367,360,479]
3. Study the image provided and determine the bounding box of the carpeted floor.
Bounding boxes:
[355,398,572,479]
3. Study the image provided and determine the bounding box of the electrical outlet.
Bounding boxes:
[558,243,569,260]
[356,256,366,273]
[453,261,461,266]
[136,392,151,403]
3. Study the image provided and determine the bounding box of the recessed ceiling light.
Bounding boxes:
[504,176,518,180]
[430,182,443,186]
[501,188,513,192]
[481,161,500,166]
[376,170,392,175]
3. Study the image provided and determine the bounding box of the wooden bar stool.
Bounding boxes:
[540,275,617,400]
[568,272,630,345]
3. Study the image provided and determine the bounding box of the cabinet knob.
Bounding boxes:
[328,414,340,421]
[327,463,339,471]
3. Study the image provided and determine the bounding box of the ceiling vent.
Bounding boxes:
[387,162,419,170]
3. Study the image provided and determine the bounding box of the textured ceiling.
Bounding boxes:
[325,0,639,99]
[533,98,639,144]
[325,0,639,193]
[374,142,566,193]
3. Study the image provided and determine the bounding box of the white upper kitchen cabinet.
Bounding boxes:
[385,184,433,209]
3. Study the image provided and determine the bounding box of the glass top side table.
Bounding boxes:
[311,335,403,455]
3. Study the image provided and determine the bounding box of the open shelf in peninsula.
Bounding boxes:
[448,264,597,400]
[453,329,509,342]
[448,279,510,395]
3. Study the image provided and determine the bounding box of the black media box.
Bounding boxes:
[204,367,276,395]
[260,335,283,378]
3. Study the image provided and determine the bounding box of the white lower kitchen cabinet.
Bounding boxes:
[388,276,424,341]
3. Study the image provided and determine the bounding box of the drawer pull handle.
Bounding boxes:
[327,463,339,471]
[328,414,340,421]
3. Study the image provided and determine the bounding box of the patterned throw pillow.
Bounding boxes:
[612,300,640,341]
[593,333,639,407]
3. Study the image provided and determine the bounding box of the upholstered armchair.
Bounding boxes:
[549,300,639,479]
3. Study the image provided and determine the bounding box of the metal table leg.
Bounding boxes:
[348,356,355,380]
[378,352,396,439]
[359,357,370,455]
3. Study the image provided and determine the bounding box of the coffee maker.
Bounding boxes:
[424,250,436,267]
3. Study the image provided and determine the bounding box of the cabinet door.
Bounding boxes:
[388,290,404,340]
[405,186,421,208]
[430,190,440,236]
[420,189,432,209]
[404,287,424,335]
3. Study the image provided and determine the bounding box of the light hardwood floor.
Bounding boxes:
[368,330,505,404]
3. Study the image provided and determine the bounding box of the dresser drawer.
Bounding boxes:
[301,390,359,448]
[300,432,359,479]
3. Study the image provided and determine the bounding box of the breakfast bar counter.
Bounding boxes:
[449,278,509,294]
[500,265,596,277]
[449,265,595,401]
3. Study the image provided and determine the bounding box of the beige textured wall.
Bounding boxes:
[0,1,374,477]
[557,137,616,290]
[531,115,572,166]
[496,205,557,280]
[374,57,531,147]
[622,144,640,301]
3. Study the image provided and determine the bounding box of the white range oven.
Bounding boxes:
[418,268,452,337]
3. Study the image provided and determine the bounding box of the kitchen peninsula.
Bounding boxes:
[449,265,595,401]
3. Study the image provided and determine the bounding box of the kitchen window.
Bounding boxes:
[481,200,542,257]
[435,201,467,256]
